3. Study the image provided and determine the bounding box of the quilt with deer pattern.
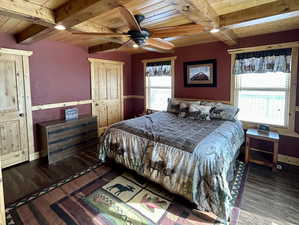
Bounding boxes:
[99,112,244,221]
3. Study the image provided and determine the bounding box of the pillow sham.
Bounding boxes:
[210,103,239,121]
[200,101,219,107]
[167,98,180,114]
[188,103,212,120]
[178,101,201,118]
[178,102,189,118]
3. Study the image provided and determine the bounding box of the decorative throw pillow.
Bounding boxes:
[200,101,218,107]
[167,98,180,114]
[178,101,201,118]
[210,103,239,121]
[188,104,212,120]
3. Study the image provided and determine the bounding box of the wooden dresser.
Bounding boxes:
[38,116,98,164]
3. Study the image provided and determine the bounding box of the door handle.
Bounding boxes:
[19,113,25,117]
[95,103,99,106]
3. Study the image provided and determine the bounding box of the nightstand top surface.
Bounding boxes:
[246,128,279,140]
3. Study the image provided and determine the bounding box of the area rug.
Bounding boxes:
[6,161,248,225]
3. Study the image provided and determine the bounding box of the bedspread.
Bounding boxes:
[99,112,244,221]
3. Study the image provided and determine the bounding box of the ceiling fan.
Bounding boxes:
[71,6,205,52]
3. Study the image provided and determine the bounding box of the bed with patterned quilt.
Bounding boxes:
[99,100,244,222]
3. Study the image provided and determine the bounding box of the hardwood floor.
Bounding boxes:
[238,163,299,225]
[2,150,99,205]
[2,151,299,225]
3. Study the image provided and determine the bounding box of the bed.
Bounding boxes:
[99,111,244,221]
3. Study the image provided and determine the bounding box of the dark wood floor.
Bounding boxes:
[2,151,299,225]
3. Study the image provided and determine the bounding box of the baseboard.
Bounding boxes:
[29,152,40,161]
[29,151,47,161]
[278,154,299,166]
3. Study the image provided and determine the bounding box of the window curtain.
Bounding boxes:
[146,61,171,76]
[234,48,292,75]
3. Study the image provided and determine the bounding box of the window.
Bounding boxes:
[231,47,296,129]
[144,58,175,111]
[234,72,290,126]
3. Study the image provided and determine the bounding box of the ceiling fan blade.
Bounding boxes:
[145,38,175,50]
[119,40,135,49]
[118,6,142,32]
[72,32,129,37]
[149,24,205,38]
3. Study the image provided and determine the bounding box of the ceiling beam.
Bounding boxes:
[88,42,123,53]
[220,0,299,29]
[0,0,54,26]
[13,0,131,44]
[175,0,237,46]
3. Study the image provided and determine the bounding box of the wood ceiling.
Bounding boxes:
[0,0,299,53]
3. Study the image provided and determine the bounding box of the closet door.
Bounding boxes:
[0,54,29,168]
[90,59,123,135]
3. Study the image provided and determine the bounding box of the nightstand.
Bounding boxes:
[245,128,279,171]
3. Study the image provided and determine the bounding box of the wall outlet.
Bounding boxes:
[276,164,282,170]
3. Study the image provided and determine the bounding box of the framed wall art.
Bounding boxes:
[184,59,217,87]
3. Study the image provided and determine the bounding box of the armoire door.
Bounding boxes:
[90,59,123,135]
[0,53,29,168]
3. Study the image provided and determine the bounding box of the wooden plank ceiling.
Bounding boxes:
[0,0,299,53]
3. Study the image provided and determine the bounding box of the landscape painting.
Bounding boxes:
[184,59,217,87]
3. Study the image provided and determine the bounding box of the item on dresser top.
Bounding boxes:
[65,108,79,120]
[257,124,270,134]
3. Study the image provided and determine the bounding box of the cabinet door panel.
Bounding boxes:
[0,54,28,168]
[91,61,123,135]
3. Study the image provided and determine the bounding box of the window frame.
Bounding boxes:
[229,44,298,137]
[142,57,176,111]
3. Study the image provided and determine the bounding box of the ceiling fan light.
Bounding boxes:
[210,28,220,33]
[54,25,66,30]
[133,44,139,48]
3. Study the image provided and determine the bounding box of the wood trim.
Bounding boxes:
[230,54,236,105]
[296,106,299,111]
[31,100,92,111]
[0,48,32,56]
[228,41,299,54]
[123,95,145,99]
[120,63,124,121]
[278,154,299,167]
[142,56,177,64]
[22,55,35,162]
[242,122,299,138]
[143,57,176,110]
[288,47,298,131]
[88,58,124,64]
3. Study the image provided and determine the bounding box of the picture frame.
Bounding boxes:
[184,59,217,87]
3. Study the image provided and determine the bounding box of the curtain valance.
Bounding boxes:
[146,61,171,76]
[234,48,292,75]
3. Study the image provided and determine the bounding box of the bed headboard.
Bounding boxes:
[173,98,231,105]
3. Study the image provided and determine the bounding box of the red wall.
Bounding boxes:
[130,29,299,158]
[0,32,132,152]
